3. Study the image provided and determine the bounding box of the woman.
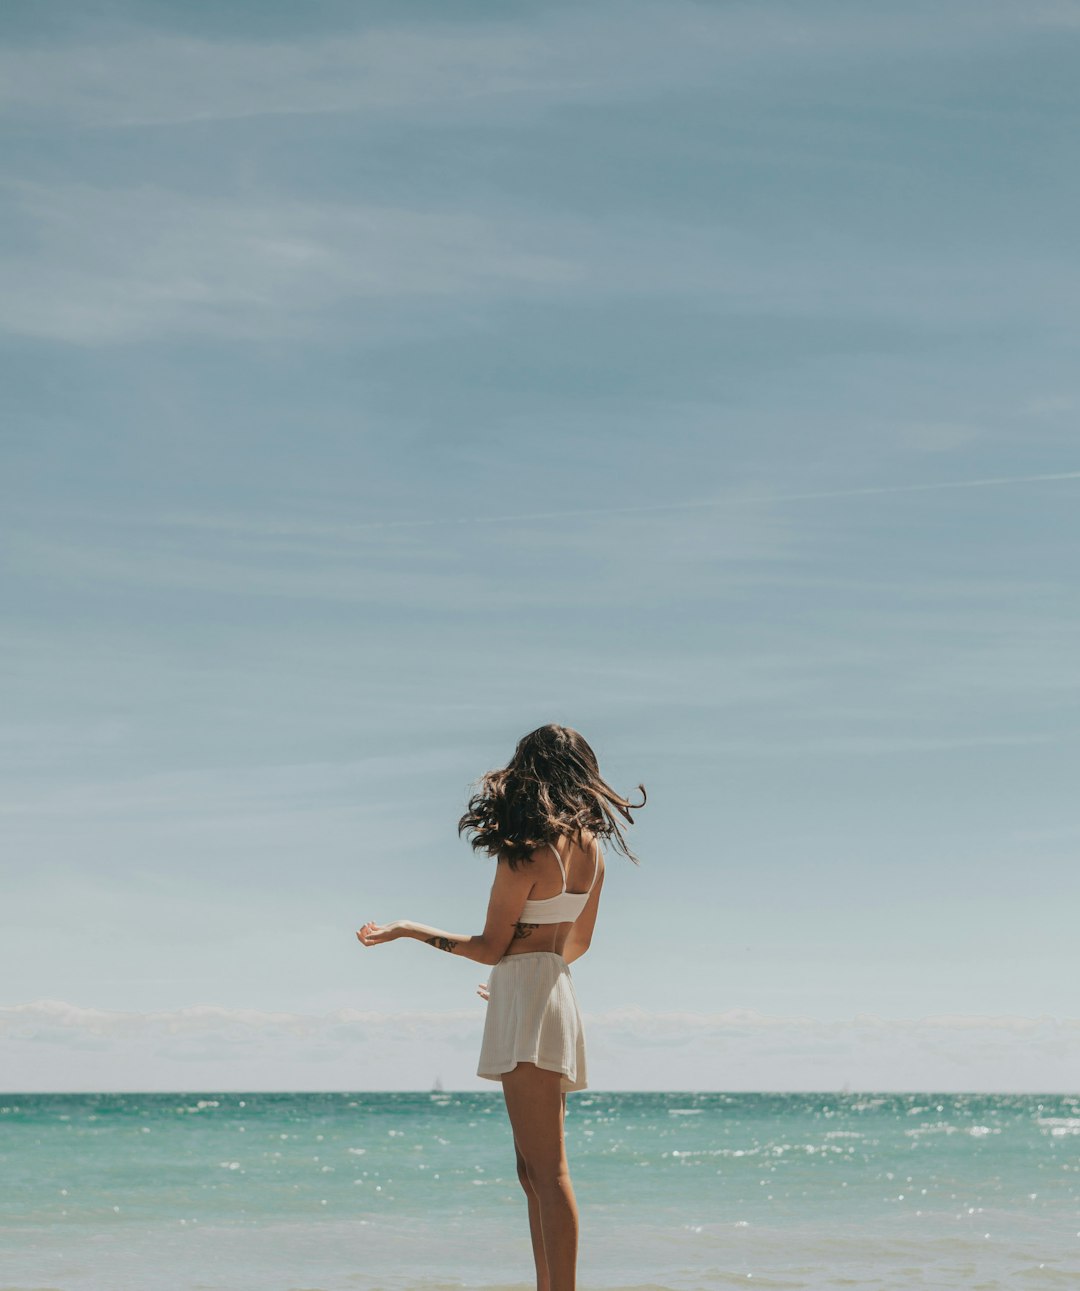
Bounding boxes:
[356,723,644,1291]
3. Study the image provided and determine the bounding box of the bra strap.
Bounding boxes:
[548,844,568,892]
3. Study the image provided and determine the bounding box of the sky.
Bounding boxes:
[2,0,1079,1092]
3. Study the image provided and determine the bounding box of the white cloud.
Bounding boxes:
[3,999,1076,1092]
[0,998,476,1038]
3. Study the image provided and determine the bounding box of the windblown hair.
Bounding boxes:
[458,724,646,869]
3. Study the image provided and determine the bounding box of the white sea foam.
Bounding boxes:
[1038,1117,1080,1133]
[4,1092,1078,1290]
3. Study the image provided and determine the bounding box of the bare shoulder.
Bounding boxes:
[580,826,605,858]
[589,831,607,879]
[573,828,606,882]
[494,852,536,882]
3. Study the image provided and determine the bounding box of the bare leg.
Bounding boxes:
[514,1138,550,1291]
[502,1063,578,1291]
[518,1093,566,1291]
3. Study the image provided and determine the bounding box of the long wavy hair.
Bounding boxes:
[458,724,645,869]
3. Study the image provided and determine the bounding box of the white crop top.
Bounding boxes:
[518,840,600,924]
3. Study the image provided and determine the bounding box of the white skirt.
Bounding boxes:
[477,951,587,1093]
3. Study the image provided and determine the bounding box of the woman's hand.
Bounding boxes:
[356,920,410,947]
[476,981,490,1002]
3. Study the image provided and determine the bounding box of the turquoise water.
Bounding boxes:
[1,1091,1078,1289]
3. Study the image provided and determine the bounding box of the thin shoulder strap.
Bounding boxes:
[586,837,601,892]
[548,843,568,892]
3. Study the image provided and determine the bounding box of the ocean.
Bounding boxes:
[1,1091,1077,1290]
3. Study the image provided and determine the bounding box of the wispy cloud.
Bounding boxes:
[0,3,1041,131]
[6,0,1080,350]
[0,180,580,344]
[0,751,465,821]
[19,469,1080,542]
[5,171,1078,344]
[160,467,1080,532]
[3,1000,1077,1092]
[6,998,1075,1039]
[0,998,479,1039]
[6,479,796,607]
[4,0,1079,1044]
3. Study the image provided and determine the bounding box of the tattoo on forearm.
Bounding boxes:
[426,936,458,953]
[513,922,540,940]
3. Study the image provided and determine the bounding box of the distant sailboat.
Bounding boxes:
[432,1076,444,1093]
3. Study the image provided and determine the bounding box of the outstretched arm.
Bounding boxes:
[357,919,496,963]
[357,857,532,967]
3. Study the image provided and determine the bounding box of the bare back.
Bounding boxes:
[503,831,605,958]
